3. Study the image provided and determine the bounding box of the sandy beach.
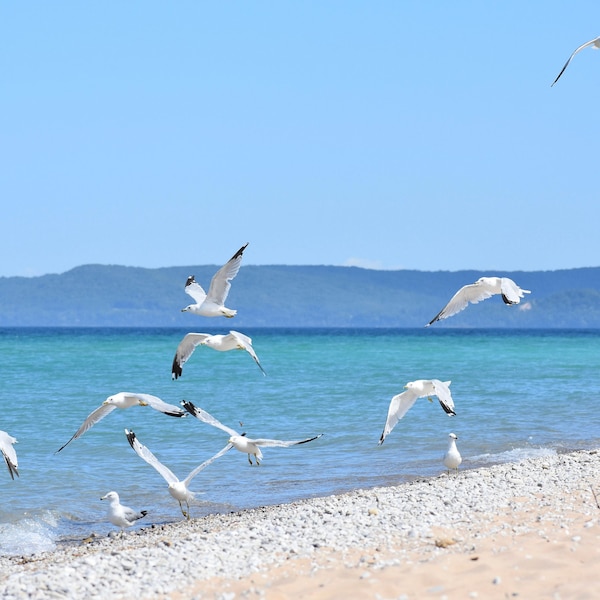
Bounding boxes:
[1,448,599,599]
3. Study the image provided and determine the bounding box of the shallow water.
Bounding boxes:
[1,327,599,555]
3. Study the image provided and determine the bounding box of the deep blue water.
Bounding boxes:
[1,327,599,555]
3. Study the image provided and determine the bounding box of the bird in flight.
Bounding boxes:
[181,243,248,318]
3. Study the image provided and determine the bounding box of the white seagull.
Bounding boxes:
[181,400,323,465]
[379,379,456,445]
[552,36,600,86]
[426,276,531,326]
[443,433,462,473]
[0,430,19,480]
[125,428,232,519]
[56,392,186,453]
[172,330,266,379]
[181,242,249,318]
[101,491,148,531]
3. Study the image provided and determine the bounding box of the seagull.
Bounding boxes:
[125,428,233,519]
[552,36,600,86]
[443,433,462,473]
[171,330,266,379]
[181,400,323,465]
[181,242,249,318]
[0,430,19,480]
[101,491,148,531]
[379,380,456,445]
[426,277,531,326]
[56,392,186,453]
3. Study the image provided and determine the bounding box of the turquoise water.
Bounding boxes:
[1,327,599,555]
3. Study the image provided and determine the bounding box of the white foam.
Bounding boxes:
[0,511,59,556]
[469,445,558,465]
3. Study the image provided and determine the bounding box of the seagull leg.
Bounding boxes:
[247,454,253,465]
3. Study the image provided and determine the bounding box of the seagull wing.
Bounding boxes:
[55,404,117,453]
[250,433,323,447]
[131,393,186,417]
[0,431,18,479]
[205,243,248,305]
[427,281,495,325]
[184,276,207,304]
[122,505,147,523]
[229,331,266,375]
[171,333,211,380]
[500,278,530,305]
[552,37,600,86]
[125,429,179,485]
[431,379,456,416]
[183,442,234,485]
[379,388,419,444]
[181,400,239,437]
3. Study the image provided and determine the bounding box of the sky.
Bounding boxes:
[1,1,600,277]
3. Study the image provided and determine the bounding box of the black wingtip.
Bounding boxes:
[184,275,195,287]
[125,429,136,448]
[231,242,249,261]
[140,510,149,517]
[181,399,196,416]
[171,358,183,380]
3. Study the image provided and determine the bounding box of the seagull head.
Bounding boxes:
[449,433,458,439]
[101,491,119,502]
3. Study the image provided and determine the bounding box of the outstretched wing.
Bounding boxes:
[132,393,186,417]
[55,404,117,453]
[431,379,456,416]
[125,429,179,485]
[184,276,207,304]
[228,331,266,375]
[0,431,18,479]
[171,333,211,380]
[205,243,249,305]
[378,389,419,444]
[427,281,495,326]
[184,442,234,485]
[251,433,323,447]
[552,37,600,86]
[181,400,239,437]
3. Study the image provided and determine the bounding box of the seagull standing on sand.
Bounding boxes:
[426,276,531,326]
[552,36,600,86]
[443,433,462,473]
[0,430,19,480]
[181,243,249,318]
[56,392,186,453]
[125,429,233,519]
[379,380,456,445]
[181,400,323,465]
[172,330,266,379]
[101,491,148,531]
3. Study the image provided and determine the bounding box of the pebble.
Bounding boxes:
[0,449,598,599]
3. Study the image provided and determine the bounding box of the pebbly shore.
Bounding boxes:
[1,448,599,599]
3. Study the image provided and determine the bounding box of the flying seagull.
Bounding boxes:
[426,276,530,326]
[379,379,456,445]
[56,392,185,453]
[552,36,600,86]
[0,430,19,480]
[181,400,323,465]
[443,433,462,473]
[171,330,266,379]
[181,242,249,318]
[101,491,148,531]
[125,428,232,519]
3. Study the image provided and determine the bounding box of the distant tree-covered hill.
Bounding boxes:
[1,264,600,328]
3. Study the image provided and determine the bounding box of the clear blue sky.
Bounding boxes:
[2,1,599,277]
